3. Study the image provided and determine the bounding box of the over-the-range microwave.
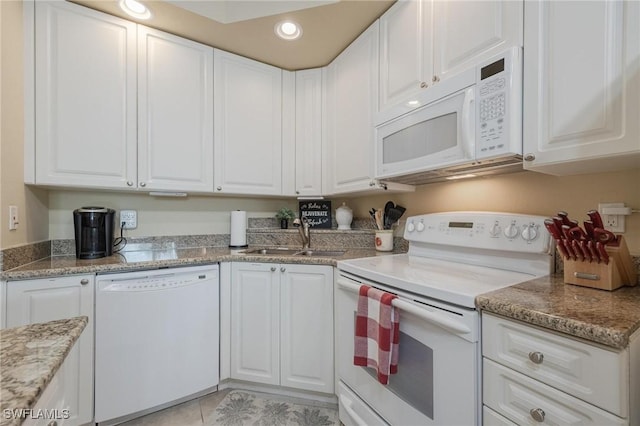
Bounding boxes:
[375,47,523,185]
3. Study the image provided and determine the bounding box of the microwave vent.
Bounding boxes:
[380,155,523,185]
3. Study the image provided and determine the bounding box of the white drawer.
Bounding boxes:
[482,313,628,417]
[338,381,389,426]
[484,406,517,426]
[484,359,627,426]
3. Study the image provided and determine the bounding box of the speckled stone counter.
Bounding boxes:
[476,274,640,349]
[0,317,88,426]
[0,247,403,281]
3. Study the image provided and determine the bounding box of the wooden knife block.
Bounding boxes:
[563,236,637,291]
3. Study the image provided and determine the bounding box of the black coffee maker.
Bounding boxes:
[73,207,116,259]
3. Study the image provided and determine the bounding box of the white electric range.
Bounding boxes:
[336,211,554,426]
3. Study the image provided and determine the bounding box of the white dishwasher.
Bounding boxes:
[95,265,219,423]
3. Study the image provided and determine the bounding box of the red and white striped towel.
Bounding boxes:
[353,285,400,385]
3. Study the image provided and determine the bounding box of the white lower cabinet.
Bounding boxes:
[6,275,94,426]
[482,313,635,425]
[22,358,69,426]
[230,263,334,394]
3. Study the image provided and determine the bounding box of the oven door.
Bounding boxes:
[336,273,481,426]
[375,85,475,179]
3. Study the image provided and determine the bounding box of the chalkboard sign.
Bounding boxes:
[299,200,332,229]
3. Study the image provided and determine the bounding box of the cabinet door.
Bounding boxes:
[280,265,334,393]
[324,22,379,195]
[214,50,283,195]
[379,0,432,112]
[137,26,214,192]
[432,1,523,82]
[523,1,640,174]
[230,263,280,385]
[6,275,94,426]
[34,2,137,189]
[295,69,324,196]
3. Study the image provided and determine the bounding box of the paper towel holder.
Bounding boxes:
[229,210,248,249]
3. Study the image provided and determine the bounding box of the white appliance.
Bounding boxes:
[375,47,523,185]
[336,211,553,426]
[95,265,219,423]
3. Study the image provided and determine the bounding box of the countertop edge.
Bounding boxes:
[0,316,88,426]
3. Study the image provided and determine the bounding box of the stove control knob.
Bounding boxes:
[416,221,425,232]
[522,223,539,242]
[407,221,415,233]
[504,221,519,239]
[489,221,501,238]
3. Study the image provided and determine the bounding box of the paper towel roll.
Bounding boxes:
[230,210,248,248]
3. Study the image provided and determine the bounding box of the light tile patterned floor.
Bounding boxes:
[119,389,231,426]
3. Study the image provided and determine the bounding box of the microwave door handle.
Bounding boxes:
[337,278,471,336]
[461,87,475,158]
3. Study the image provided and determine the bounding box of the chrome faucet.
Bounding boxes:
[293,216,311,249]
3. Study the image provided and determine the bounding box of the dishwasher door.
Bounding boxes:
[95,265,219,423]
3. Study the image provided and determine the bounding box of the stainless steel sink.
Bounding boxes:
[294,250,346,257]
[241,248,345,257]
[242,248,300,255]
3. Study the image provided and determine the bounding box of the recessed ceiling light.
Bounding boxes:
[119,0,152,20]
[275,21,303,41]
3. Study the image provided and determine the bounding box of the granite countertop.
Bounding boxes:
[0,247,402,281]
[0,317,88,426]
[476,274,640,349]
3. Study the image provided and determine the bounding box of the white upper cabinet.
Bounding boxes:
[324,22,379,195]
[379,0,432,112]
[213,50,283,195]
[137,26,214,193]
[378,0,523,119]
[33,1,137,189]
[432,1,523,83]
[523,1,640,175]
[294,69,324,196]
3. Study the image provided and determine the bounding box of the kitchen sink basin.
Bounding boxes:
[294,250,346,257]
[242,248,300,255]
[241,248,346,257]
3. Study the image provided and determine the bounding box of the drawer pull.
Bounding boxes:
[528,351,544,364]
[530,408,545,422]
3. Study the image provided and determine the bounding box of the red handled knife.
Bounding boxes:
[544,219,562,241]
[571,240,585,261]
[587,209,605,230]
[596,242,609,265]
[587,240,600,263]
[594,228,617,245]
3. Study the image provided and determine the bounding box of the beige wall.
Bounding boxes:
[336,168,640,255]
[0,0,49,250]
[48,190,297,240]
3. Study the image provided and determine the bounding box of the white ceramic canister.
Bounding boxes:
[335,202,353,230]
[375,229,393,251]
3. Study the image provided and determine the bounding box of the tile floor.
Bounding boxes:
[120,389,231,426]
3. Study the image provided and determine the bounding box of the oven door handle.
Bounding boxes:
[337,278,471,335]
[339,394,368,426]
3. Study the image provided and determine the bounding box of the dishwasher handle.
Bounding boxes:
[337,278,471,335]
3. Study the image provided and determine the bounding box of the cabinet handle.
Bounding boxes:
[270,266,276,272]
[140,182,146,187]
[524,153,536,161]
[420,81,428,89]
[217,186,222,191]
[432,75,440,83]
[296,191,300,195]
[280,267,286,272]
[529,408,545,422]
[126,181,134,187]
[80,279,89,285]
[528,351,544,364]
[47,421,58,426]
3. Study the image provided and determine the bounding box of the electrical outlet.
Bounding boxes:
[8,205,19,230]
[598,203,625,233]
[120,210,137,229]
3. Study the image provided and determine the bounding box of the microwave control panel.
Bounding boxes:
[477,58,508,155]
[475,47,522,159]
